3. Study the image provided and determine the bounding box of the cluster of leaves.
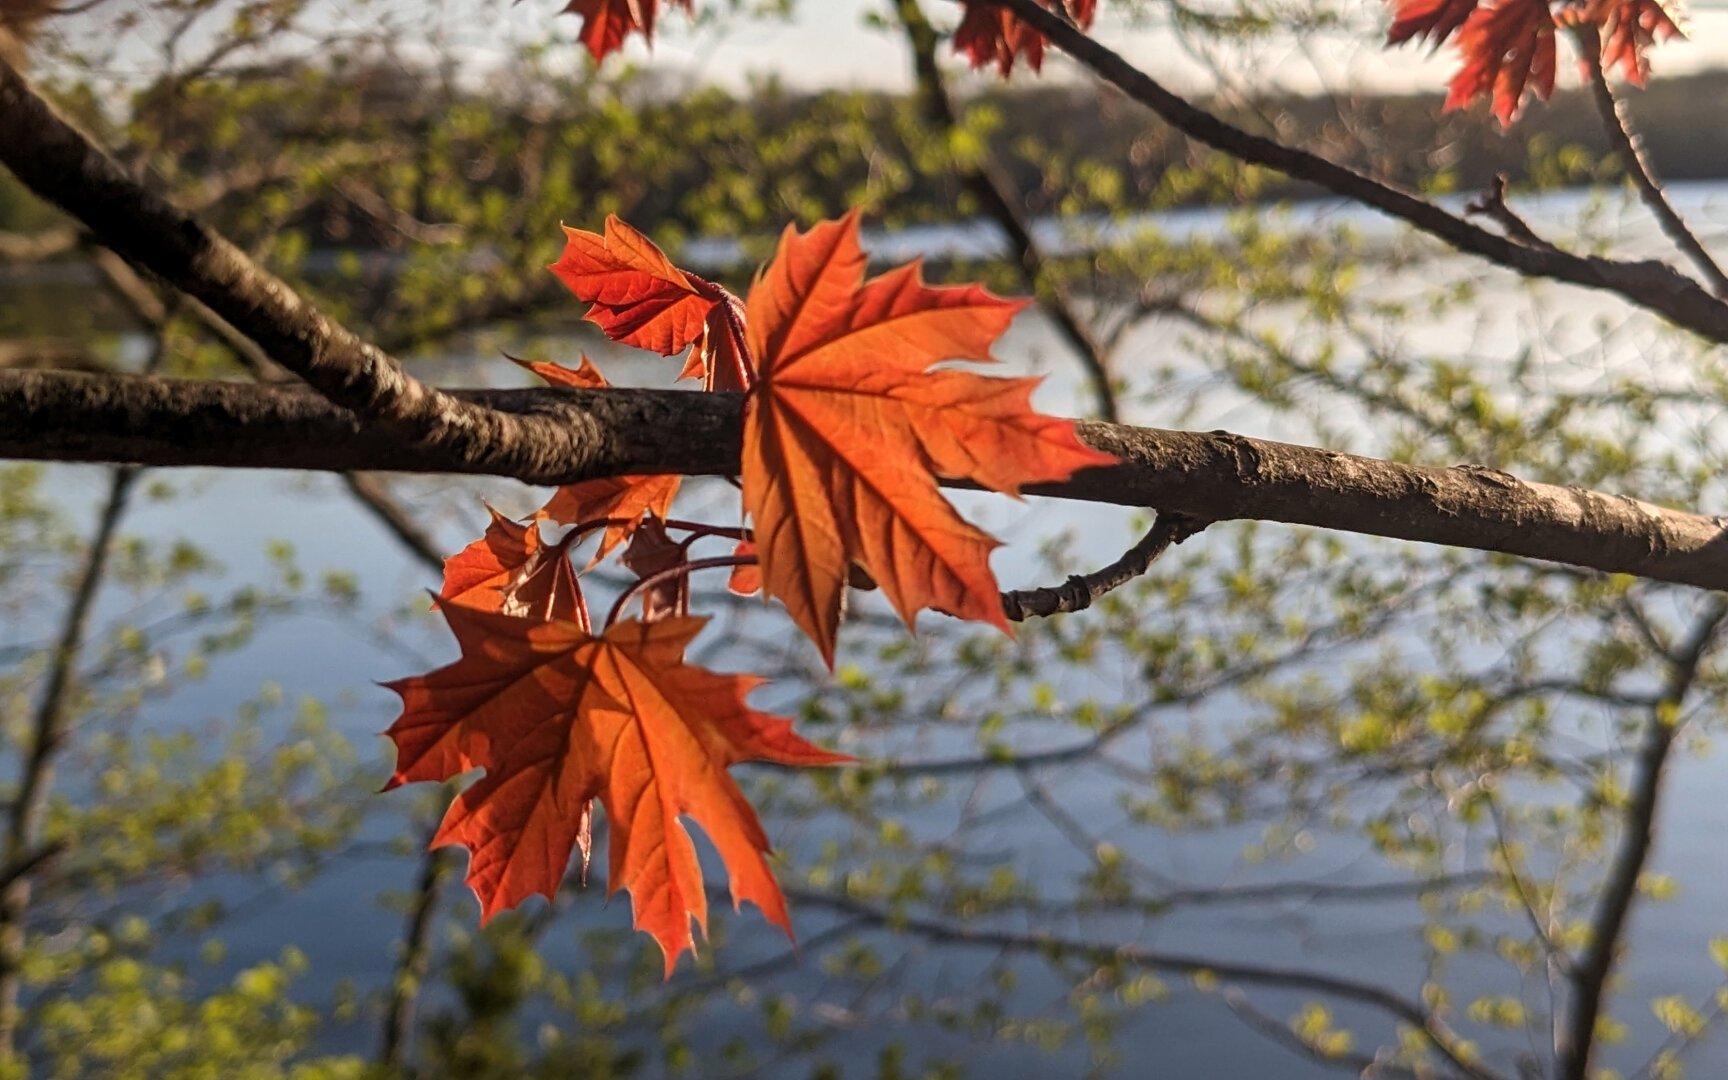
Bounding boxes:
[384,213,1112,970]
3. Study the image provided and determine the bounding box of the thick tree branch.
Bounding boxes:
[978,0,1728,344]
[5,369,1728,595]
[0,56,602,480]
[0,372,734,482]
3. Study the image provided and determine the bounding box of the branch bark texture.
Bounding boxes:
[6,369,1728,595]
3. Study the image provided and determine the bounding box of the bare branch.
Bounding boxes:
[785,885,1508,1080]
[1224,989,1432,1078]
[0,465,140,1057]
[975,0,1728,345]
[377,820,453,1071]
[1575,25,1728,298]
[1001,511,1205,620]
[1465,175,1558,253]
[0,372,737,484]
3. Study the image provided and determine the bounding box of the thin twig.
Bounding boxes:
[1001,512,1206,621]
[0,842,64,894]
[1575,25,1728,298]
[1224,989,1433,1078]
[0,466,140,1058]
[1483,791,1568,969]
[1555,596,1728,1080]
[343,474,446,571]
[893,0,1118,422]
[783,885,1509,1080]
[1465,175,1558,253]
[378,810,454,1073]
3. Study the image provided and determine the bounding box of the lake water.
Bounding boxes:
[10,183,1728,1078]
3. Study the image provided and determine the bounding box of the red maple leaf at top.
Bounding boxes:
[562,0,693,62]
[1588,0,1682,84]
[954,0,1098,76]
[1387,0,1682,125]
[1442,0,1558,124]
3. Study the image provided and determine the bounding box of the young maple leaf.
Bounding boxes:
[440,506,588,626]
[620,516,688,622]
[384,606,847,973]
[954,0,1098,76]
[561,0,693,62]
[1589,0,1682,85]
[509,353,605,389]
[728,539,761,597]
[1445,0,1557,125]
[739,212,1116,665]
[549,215,752,392]
[512,354,682,564]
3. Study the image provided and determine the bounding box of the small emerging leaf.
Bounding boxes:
[440,507,586,626]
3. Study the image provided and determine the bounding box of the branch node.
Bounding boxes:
[1465,175,1558,253]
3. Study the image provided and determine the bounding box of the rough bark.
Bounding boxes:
[6,369,1728,594]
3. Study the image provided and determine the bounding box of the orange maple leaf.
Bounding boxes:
[512,354,683,563]
[385,606,848,973]
[1445,0,1557,125]
[549,215,752,392]
[560,0,692,61]
[954,0,1097,76]
[440,507,588,626]
[739,212,1116,665]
